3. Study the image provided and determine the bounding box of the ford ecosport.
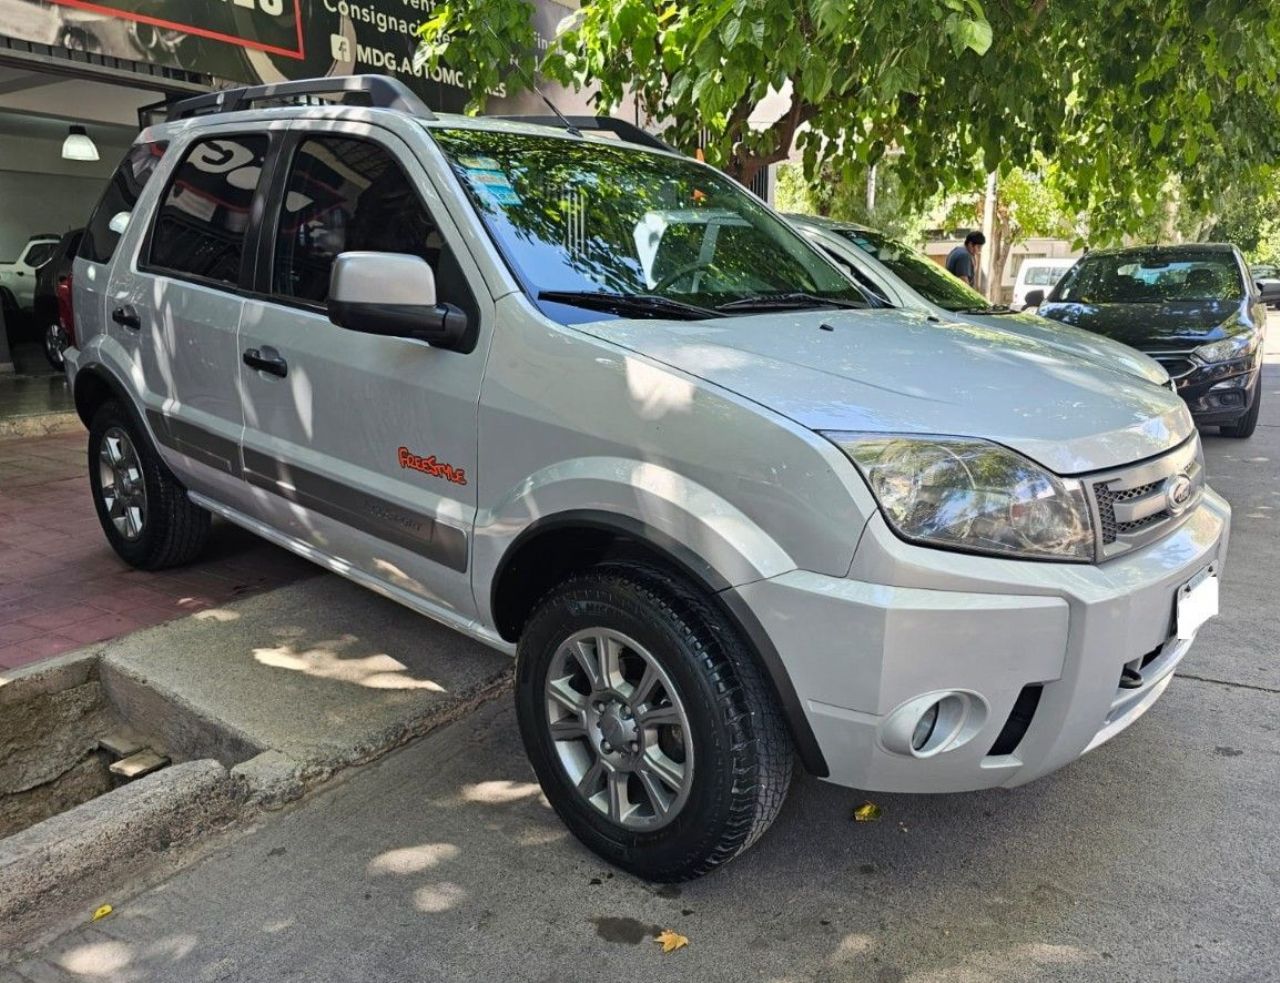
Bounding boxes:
[64,76,1230,881]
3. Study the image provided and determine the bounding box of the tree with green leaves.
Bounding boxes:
[418,0,1280,241]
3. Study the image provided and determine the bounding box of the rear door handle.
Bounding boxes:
[111,305,141,330]
[242,346,288,378]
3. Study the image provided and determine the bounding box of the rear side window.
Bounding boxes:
[148,135,270,287]
[79,141,168,264]
[272,135,447,307]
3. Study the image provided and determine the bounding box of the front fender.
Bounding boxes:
[472,455,796,624]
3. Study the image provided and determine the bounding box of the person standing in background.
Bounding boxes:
[946,231,986,288]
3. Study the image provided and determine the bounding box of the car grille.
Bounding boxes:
[1153,356,1197,380]
[1085,434,1204,559]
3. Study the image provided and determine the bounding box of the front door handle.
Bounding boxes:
[242,346,288,378]
[111,305,141,330]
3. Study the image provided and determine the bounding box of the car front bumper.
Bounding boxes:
[730,488,1230,793]
[1170,353,1261,426]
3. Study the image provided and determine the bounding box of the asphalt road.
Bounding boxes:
[9,330,1280,983]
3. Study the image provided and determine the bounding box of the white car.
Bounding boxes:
[65,76,1229,881]
[0,234,60,310]
[1013,256,1077,309]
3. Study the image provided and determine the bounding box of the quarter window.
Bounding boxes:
[80,141,169,264]
[149,135,269,286]
[272,136,449,307]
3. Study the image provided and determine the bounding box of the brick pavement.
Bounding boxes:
[0,430,319,671]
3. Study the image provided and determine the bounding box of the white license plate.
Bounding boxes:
[1176,568,1219,640]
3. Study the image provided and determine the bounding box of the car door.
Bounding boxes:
[236,122,492,620]
[106,128,281,507]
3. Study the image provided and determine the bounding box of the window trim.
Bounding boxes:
[139,131,278,294]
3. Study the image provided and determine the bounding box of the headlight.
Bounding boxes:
[827,433,1095,562]
[1194,331,1257,364]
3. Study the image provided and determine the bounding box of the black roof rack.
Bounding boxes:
[495,116,675,153]
[158,75,436,124]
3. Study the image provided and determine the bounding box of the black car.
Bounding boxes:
[32,228,83,370]
[1030,243,1267,438]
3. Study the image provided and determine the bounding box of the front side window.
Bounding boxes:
[80,141,168,264]
[835,228,989,312]
[272,136,448,307]
[21,241,59,269]
[430,128,866,320]
[1054,250,1245,304]
[149,135,269,286]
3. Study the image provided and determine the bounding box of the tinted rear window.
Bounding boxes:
[80,142,169,264]
[148,135,270,287]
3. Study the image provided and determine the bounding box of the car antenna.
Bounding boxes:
[481,21,582,137]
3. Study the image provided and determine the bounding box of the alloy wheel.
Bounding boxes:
[97,426,147,541]
[544,628,694,830]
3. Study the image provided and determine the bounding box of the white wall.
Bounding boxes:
[0,113,134,259]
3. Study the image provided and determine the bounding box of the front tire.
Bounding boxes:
[88,401,211,569]
[515,564,793,881]
[1219,376,1261,439]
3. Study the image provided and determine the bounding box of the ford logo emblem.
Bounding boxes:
[1164,473,1194,515]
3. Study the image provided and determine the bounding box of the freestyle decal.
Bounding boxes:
[398,446,467,486]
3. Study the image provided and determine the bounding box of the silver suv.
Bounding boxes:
[65,76,1230,881]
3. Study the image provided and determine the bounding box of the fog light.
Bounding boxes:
[879,690,988,758]
[911,702,939,751]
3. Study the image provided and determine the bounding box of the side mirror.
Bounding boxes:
[328,251,469,350]
[1024,288,1046,308]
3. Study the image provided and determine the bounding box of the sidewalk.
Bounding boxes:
[0,431,318,671]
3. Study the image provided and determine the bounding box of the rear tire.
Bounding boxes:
[515,563,793,881]
[1219,376,1261,439]
[88,400,210,569]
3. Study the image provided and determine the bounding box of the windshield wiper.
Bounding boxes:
[538,290,722,321]
[715,292,869,313]
[956,304,1016,315]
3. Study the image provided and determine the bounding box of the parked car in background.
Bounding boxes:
[1249,262,1280,309]
[66,76,1230,881]
[1032,244,1266,438]
[34,228,84,370]
[0,233,60,310]
[1013,257,1076,309]
[788,215,1170,388]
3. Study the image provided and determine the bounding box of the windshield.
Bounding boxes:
[432,128,867,320]
[1053,250,1244,304]
[830,227,990,311]
[1251,264,1279,279]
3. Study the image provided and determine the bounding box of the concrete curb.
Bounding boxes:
[0,759,240,950]
[0,648,514,950]
[0,411,80,440]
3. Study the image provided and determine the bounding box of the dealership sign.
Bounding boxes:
[3,0,571,112]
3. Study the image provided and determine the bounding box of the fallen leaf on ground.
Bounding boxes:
[91,904,113,922]
[654,929,689,953]
[853,801,882,822]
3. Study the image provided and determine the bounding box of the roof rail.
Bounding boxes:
[160,75,436,124]
[495,116,676,153]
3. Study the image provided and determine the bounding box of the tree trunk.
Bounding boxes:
[990,219,1012,304]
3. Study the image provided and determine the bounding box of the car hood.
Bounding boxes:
[1038,299,1241,349]
[954,310,1169,385]
[578,308,1193,474]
